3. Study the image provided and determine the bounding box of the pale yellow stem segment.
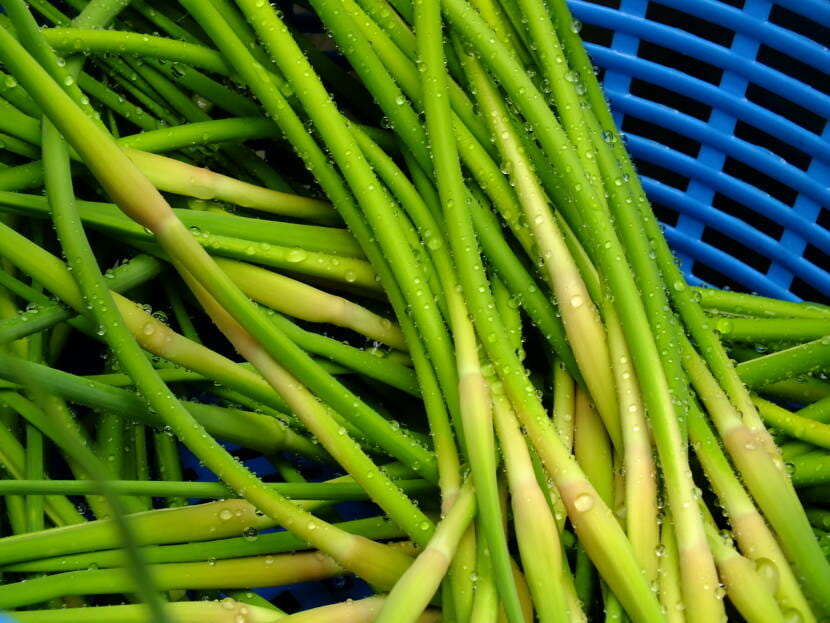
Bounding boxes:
[12,600,284,623]
[607,305,659,583]
[573,388,613,506]
[689,400,815,620]
[469,535,499,623]
[493,391,571,623]
[474,73,620,450]
[563,570,588,623]
[510,557,536,623]
[553,360,576,451]
[545,360,575,532]
[123,147,337,224]
[215,257,407,350]
[703,515,784,623]
[282,596,442,623]
[179,269,434,545]
[449,524,477,623]
[374,482,476,623]
[13,597,442,622]
[658,519,686,623]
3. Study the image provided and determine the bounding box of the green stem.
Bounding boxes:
[736,336,830,388]
[7,515,402,573]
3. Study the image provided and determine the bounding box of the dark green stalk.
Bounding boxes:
[736,336,830,388]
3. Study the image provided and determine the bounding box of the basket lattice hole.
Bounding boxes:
[692,259,749,293]
[768,5,830,48]
[700,226,772,275]
[745,82,826,135]
[628,78,713,121]
[637,40,724,85]
[711,192,785,241]
[721,156,798,207]
[756,45,830,98]
[733,121,812,172]
[644,3,736,47]
[651,201,680,228]
[631,158,689,192]
[621,114,701,158]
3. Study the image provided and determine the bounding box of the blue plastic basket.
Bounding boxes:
[570,0,829,302]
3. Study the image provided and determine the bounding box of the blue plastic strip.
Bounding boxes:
[639,178,830,294]
[624,133,830,252]
[653,0,830,74]
[601,0,647,129]
[675,0,766,287]
[766,121,830,293]
[584,43,830,164]
[571,1,830,120]
[662,223,798,300]
[771,0,830,29]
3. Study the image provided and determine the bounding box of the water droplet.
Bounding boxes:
[755,558,779,592]
[218,509,234,521]
[573,493,594,512]
[715,318,732,335]
[783,608,804,623]
[570,294,584,308]
[286,248,308,263]
[221,597,236,610]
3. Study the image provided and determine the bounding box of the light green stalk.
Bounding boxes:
[683,338,830,614]
[0,551,345,608]
[6,515,405,573]
[40,26,233,74]
[702,513,784,623]
[0,23,420,588]
[441,3,719,618]
[468,536,500,623]
[277,596,442,623]
[736,336,830,388]
[694,288,830,319]
[0,419,85,526]
[657,518,685,623]
[178,271,436,544]
[464,52,619,449]
[122,148,337,224]
[492,388,571,622]
[752,395,830,450]
[375,481,476,623]
[607,304,659,583]
[214,258,406,350]
[13,601,284,623]
[712,317,830,342]
[687,400,815,621]
[0,478,431,500]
